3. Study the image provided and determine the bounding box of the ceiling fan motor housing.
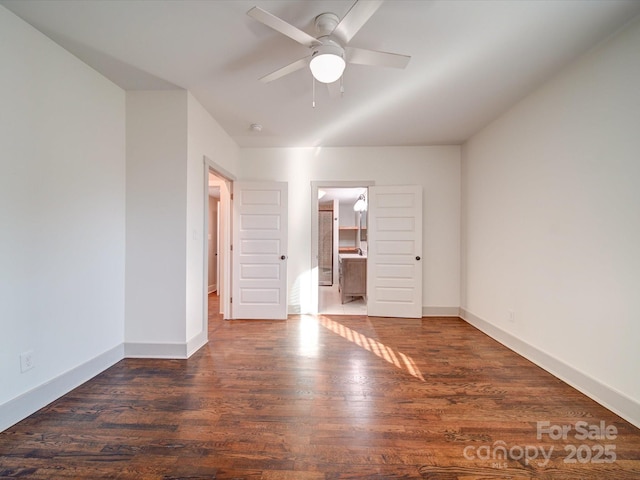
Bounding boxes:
[312,12,345,57]
[314,12,340,36]
[311,37,344,59]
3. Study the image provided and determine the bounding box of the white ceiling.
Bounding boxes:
[3,0,639,148]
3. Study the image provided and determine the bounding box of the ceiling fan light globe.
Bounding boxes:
[310,53,345,83]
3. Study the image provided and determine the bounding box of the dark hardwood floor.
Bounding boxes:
[1,293,639,479]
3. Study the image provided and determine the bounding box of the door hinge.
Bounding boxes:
[230,244,233,251]
[230,297,233,304]
[230,193,234,200]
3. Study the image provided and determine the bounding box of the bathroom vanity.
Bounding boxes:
[338,254,367,304]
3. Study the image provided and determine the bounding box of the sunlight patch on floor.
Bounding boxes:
[317,316,425,381]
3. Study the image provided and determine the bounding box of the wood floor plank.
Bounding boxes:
[1,293,639,478]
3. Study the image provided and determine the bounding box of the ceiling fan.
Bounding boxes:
[247,0,411,86]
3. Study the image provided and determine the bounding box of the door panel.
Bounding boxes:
[232,182,288,319]
[367,185,422,318]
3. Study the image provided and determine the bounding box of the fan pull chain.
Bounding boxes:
[340,75,344,96]
[312,76,316,108]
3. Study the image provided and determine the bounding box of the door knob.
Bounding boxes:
[280,255,287,260]
[416,256,421,261]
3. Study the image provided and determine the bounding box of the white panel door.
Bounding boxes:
[232,182,288,319]
[367,185,423,318]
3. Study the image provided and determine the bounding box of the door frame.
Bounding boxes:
[203,157,235,326]
[207,190,220,294]
[310,180,375,315]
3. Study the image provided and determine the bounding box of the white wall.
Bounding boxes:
[461,18,640,426]
[125,91,188,352]
[0,6,126,430]
[238,146,461,314]
[0,6,240,430]
[125,91,239,357]
[186,93,239,343]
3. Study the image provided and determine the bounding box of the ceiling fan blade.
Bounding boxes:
[345,46,410,69]
[248,6,321,48]
[333,0,384,44]
[259,56,309,83]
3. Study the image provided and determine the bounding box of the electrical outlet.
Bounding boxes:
[20,350,34,373]
[508,310,515,323]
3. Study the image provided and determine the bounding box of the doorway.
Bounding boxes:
[204,160,234,324]
[312,183,371,316]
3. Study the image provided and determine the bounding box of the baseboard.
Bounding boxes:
[0,344,124,432]
[208,284,217,294]
[124,341,188,359]
[460,308,640,429]
[124,333,208,359]
[186,330,208,357]
[422,306,459,317]
[290,305,459,317]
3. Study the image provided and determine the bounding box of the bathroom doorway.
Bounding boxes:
[316,186,368,315]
